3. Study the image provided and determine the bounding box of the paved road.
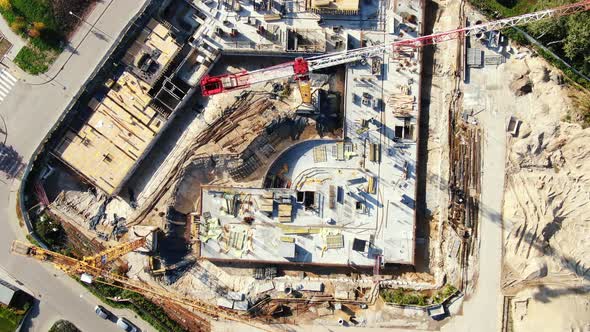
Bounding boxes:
[441,67,506,332]
[0,1,153,331]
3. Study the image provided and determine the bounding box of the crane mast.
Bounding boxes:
[200,0,590,97]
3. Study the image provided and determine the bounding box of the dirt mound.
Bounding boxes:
[502,55,590,287]
[509,75,533,96]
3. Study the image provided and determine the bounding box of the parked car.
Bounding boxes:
[116,317,139,332]
[94,305,110,319]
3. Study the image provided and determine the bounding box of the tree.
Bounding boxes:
[32,21,45,31]
[34,215,64,247]
[0,0,11,11]
[28,28,40,38]
[563,13,590,63]
[526,18,566,42]
[10,16,25,33]
[48,320,81,332]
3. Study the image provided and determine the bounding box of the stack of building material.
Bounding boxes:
[258,192,274,214]
[325,234,344,249]
[329,185,336,209]
[278,204,293,223]
[229,231,246,250]
[280,236,295,243]
[367,176,377,194]
[313,145,327,163]
[253,267,277,280]
[280,225,310,234]
[387,93,415,116]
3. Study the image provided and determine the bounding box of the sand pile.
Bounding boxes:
[503,55,590,282]
[511,286,590,332]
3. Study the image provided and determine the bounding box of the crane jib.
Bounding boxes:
[199,0,590,97]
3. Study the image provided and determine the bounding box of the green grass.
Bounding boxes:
[382,284,458,306]
[0,305,24,332]
[0,0,63,74]
[14,46,55,75]
[381,288,428,306]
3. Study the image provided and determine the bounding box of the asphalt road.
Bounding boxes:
[0,1,153,331]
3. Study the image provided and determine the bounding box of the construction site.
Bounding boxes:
[17,0,590,331]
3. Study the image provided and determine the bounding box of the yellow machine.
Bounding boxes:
[298,80,312,104]
[10,239,271,331]
[82,236,147,268]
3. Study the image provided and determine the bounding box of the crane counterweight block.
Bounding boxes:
[293,57,310,78]
[201,70,251,96]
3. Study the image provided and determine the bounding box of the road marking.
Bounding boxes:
[0,69,16,104]
[2,71,16,83]
[0,80,11,93]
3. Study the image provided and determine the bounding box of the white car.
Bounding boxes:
[116,317,139,332]
[94,305,109,319]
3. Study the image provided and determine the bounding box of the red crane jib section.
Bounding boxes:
[200,57,310,96]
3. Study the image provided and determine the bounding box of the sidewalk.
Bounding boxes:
[0,13,25,61]
[0,1,150,331]
[0,0,141,85]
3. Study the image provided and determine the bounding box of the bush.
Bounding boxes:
[0,305,24,331]
[32,21,45,31]
[27,28,40,38]
[467,0,590,92]
[433,284,458,304]
[32,213,65,247]
[0,0,11,11]
[49,320,81,332]
[381,288,428,306]
[9,16,25,33]
[11,0,58,31]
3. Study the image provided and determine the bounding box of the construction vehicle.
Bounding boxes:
[10,240,271,331]
[200,0,590,99]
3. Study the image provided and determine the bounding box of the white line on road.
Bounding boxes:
[0,69,16,83]
[0,69,16,103]
[0,73,13,86]
[0,85,10,96]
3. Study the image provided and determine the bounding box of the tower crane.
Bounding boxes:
[10,240,272,331]
[200,0,590,101]
[82,232,149,268]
